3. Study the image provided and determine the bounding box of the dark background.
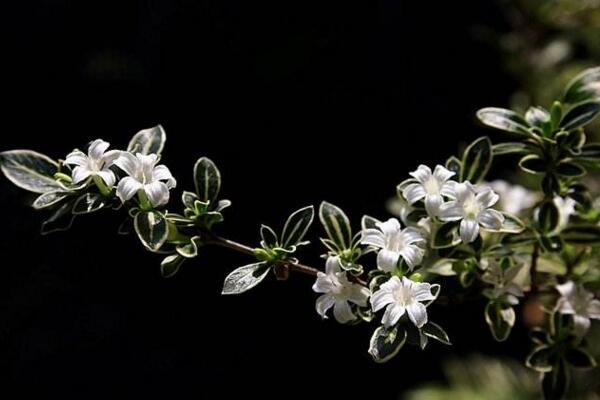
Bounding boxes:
[0,1,524,398]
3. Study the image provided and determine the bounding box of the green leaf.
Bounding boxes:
[460,136,493,184]
[176,236,201,258]
[40,200,76,235]
[526,346,555,373]
[160,254,184,278]
[445,156,462,176]
[432,222,460,249]
[33,190,69,209]
[538,201,560,233]
[577,143,600,163]
[134,210,168,252]
[421,322,451,345]
[221,262,270,295]
[560,101,600,131]
[562,225,600,244]
[368,326,407,363]
[565,347,596,369]
[0,150,62,193]
[319,201,352,250]
[281,205,314,248]
[193,157,221,204]
[181,191,199,209]
[555,161,585,177]
[542,359,570,400]
[519,154,547,174]
[498,212,526,233]
[476,107,531,136]
[260,224,278,248]
[127,125,166,155]
[484,301,515,342]
[492,142,532,156]
[361,215,381,231]
[563,66,600,104]
[72,193,106,215]
[525,106,551,126]
[542,174,560,196]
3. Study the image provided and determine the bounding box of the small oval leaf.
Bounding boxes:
[222,262,270,295]
[476,107,532,136]
[281,205,314,248]
[368,326,407,363]
[0,150,62,193]
[194,157,221,204]
[127,125,166,155]
[319,201,352,250]
[134,210,168,251]
[460,136,493,183]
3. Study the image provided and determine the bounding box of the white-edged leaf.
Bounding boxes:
[40,201,76,235]
[476,107,531,136]
[193,157,221,204]
[161,254,184,278]
[260,224,278,248]
[127,125,166,155]
[460,136,493,184]
[134,210,168,251]
[0,150,62,193]
[361,215,381,231]
[33,190,69,209]
[72,193,106,215]
[319,201,351,250]
[221,262,270,295]
[422,322,451,345]
[368,326,407,363]
[281,205,314,248]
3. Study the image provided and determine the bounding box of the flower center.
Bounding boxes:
[385,231,406,253]
[393,286,413,307]
[423,176,440,195]
[462,196,481,219]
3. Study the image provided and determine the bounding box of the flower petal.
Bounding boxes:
[348,285,370,307]
[438,202,464,221]
[433,165,454,182]
[400,245,423,269]
[114,152,140,177]
[477,209,504,230]
[370,288,395,312]
[409,165,432,184]
[403,183,427,204]
[406,302,428,328]
[315,294,335,318]
[454,182,474,203]
[325,256,341,275]
[376,218,401,236]
[401,227,425,244]
[360,229,385,248]
[382,304,405,327]
[102,149,122,166]
[153,164,177,188]
[65,150,88,167]
[333,300,356,323]
[312,273,334,293]
[476,188,500,208]
[116,176,143,202]
[413,282,435,302]
[88,139,110,161]
[556,281,576,297]
[424,193,444,216]
[72,166,92,184]
[96,170,116,188]
[459,218,480,243]
[144,181,170,207]
[587,299,600,319]
[573,314,591,336]
[440,181,457,198]
[377,249,400,272]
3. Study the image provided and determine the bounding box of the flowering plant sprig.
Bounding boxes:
[4,67,600,399]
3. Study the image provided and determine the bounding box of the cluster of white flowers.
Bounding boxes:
[555,281,600,337]
[64,139,176,207]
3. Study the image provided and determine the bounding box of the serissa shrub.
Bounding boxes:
[4,67,600,399]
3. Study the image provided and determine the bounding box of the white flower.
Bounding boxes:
[554,196,576,231]
[64,139,121,187]
[481,260,524,305]
[439,182,504,243]
[556,281,600,336]
[370,276,438,328]
[114,152,176,207]
[486,180,539,215]
[402,165,456,217]
[312,256,370,323]
[361,218,425,271]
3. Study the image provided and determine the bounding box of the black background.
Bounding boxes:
[0,1,527,398]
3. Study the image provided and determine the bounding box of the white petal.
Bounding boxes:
[116,176,143,202]
[400,245,423,269]
[556,281,576,297]
[377,249,400,272]
[424,194,444,216]
[144,181,170,207]
[382,304,405,327]
[459,218,480,243]
[333,300,356,323]
[574,314,591,336]
[316,294,335,318]
[587,299,600,319]
[454,182,474,203]
[379,276,402,292]
[153,164,177,188]
[102,149,122,166]
[557,298,575,314]
[438,202,464,221]
[401,227,425,244]
[476,189,500,208]
[64,150,88,167]
[348,285,370,307]
[376,218,401,236]
[370,288,395,312]
[433,165,454,182]
[409,165,432,184]
[72,166,92,184]
[477,209,504,230]
[114,152,140,177]
[403,183,427,204]
[88,139,110,161]
[406,302,428,328]
[440,181,457,198]
[413,282,435,302]
[360,229,385,248]
[96,170,116,188]
[312,273,334,293]
[325,256,341,275]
